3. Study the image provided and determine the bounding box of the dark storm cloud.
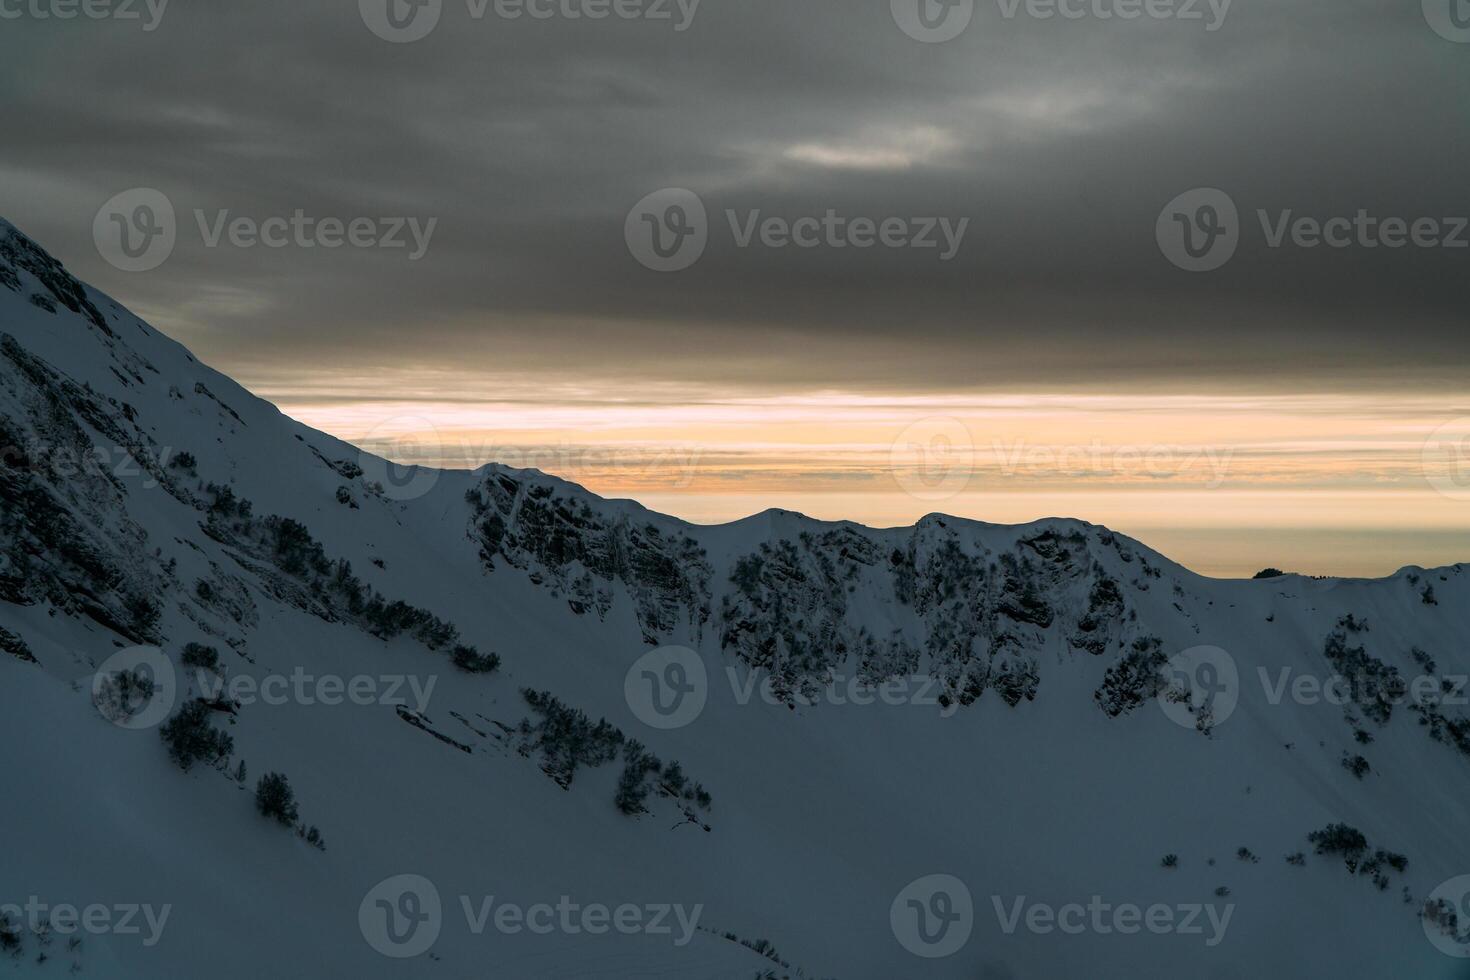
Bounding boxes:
[0,0,1465,395]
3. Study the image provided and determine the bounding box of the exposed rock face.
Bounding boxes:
[465,472,1170,713]
[467,472,712,644]
[1,224,111,335]
[0,335,171,643]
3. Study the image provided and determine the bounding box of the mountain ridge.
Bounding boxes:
[3,217,1469,979]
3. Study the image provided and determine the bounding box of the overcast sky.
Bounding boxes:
[1,0,1467,401]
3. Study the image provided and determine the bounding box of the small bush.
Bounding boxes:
[1236,847,1259,864]
[1423,898,1461,939]
[1253,568,1286,579]
[255,772,299,826]
[160,700,234,771]
[616,741,661,814]
[94,666,156,724]
[452,644,501,675]
[1161,854,1178,869]
[181,642,220,672]
[1285,852,1306,866]
[1308,823,1368,870]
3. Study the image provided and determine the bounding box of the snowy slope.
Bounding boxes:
[1,217,1469,980]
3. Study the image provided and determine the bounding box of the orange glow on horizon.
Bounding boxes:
[266,386,1470,578]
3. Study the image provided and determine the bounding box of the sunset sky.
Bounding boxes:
[4,0,1467,577]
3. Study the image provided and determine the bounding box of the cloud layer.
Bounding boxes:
[2,0,1467,397]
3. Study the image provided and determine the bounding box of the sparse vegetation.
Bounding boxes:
[1093,636,1168,717]
[451,644,500,674]
[1423,898,1464,942]
[160,699,234,771]
[1322,622,1401,725]
[181,642,220,673]
[1305,823,1406,889]
[93,666,155,723]
[0,626,36,664]
[202,484,486,664]
[516,689,625,789]
[255,772,299,826]
[1308,823,1368,869]
[519,690,712,821]
[614,745,712,818]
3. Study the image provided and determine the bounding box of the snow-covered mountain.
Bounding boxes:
[2,216,1468,979]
